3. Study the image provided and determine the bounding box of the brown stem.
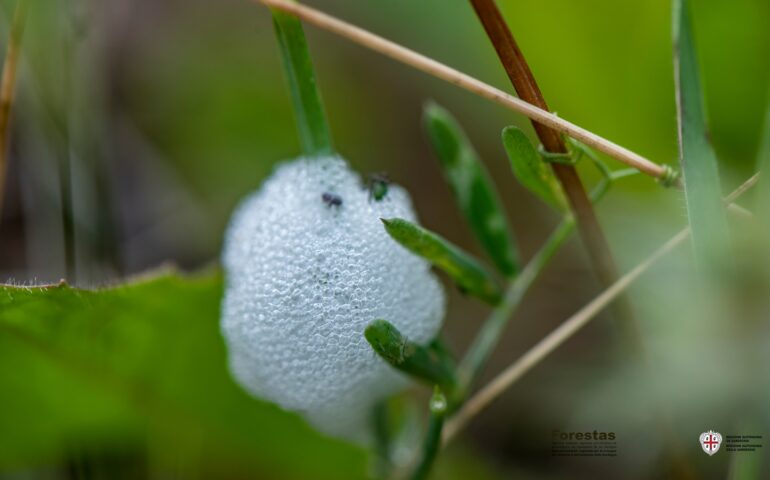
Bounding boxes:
[0,0,27,220]
[468,0,606,274]
[468,0,640,337]
[468,3,696,477]
[257,0,671,179]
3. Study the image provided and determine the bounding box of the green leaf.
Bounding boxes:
[273,8,333,157]
[673,0,730,270]
[501,126,567,211]
[728,449,762,480]
[423,102,519,277]
[364,320,457,393]
[0,271,366,478]
[382,218,503,305]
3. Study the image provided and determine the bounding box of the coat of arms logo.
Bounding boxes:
[699,430,722,456]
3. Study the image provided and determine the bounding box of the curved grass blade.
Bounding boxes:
[365,320,457,393]
[502,126,567,211]
[382,218,502,305]
[423,102,519,277]
[673,0,729,270]
[273,8,333,156]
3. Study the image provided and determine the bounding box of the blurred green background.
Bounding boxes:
[1,0,769,478]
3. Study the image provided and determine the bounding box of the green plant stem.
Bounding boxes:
[454,176,615,405]
[272,7,333,157]
[410,390,447,480]
[371,401,392,479]
[755,102,770,219]
[455,217,574,400]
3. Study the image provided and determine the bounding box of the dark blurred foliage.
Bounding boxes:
[1,0,769,478]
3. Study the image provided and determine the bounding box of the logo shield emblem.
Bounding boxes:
[699,430,722,456]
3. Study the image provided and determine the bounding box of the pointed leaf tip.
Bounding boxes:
[422,103,520,277]
[382,218,503,305]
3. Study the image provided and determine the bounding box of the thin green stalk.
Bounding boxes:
[272,7,333,157]
[371,401,392,479]
[410,389,447,480]
[454,173,616,404]
[754,99,770,216]
[456,217,574,399]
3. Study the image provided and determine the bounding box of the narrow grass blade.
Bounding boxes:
[754,100,770,216]
[673,0,729,269]
[423,102,519,277]
[502,126,567,211]
[410,388,447,480]
[365,320,457,393]
[273,8,333,156]
[382,218,502,305]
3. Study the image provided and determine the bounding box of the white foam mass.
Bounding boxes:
[221,156,445,442]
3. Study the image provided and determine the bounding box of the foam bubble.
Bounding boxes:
[221,156,445,441]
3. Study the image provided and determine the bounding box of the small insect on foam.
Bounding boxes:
[220,156,446,442]
[366,172,390,202]
[321,192,343,207]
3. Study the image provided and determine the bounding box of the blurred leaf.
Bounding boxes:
[501,126,567,211]
[728,443,762,480]
[754,100,770,216]
[0,271,367,479]
[364,320,456,393]
[382,218,502,305]
[433,444,503,480]
[673,0,730,270]
[273,9,333,157]
[423,102,519,277]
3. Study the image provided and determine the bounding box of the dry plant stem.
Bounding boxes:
[0,0,28,218]
[727,173,760,202]
[467,0,644,352]
[442,173,759,444]
[254,0,668,180]
[444,231,688,443]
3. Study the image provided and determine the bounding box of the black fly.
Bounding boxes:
[321,192,343,207]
